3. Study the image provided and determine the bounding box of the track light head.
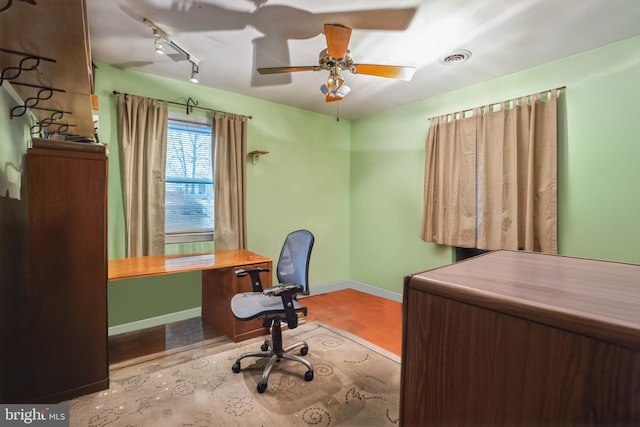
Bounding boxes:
[154,34,165,54]
[190,62,199,83]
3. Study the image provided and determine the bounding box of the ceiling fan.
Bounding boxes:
[257,24,416,102]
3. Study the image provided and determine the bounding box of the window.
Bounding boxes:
[165,114,214,244]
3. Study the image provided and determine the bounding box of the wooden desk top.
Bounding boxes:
[407,250,640,351]
[108,249,271,281]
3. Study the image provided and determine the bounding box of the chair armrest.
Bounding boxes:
[235,267,270,292]
[261,283,302,296]
[262,284,303,329]
[235,267,270,277]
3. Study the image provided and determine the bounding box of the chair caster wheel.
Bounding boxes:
[304,370,314,381]
[232,362,241,373]
[300,346,308,356]
[257,382,267,393]
[261,343,269,351]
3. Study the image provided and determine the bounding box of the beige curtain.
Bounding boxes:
[117,93,168,257]
[212,111,247,251]
[421,89,558,254]
[420,113,477,247]
[477,90,558,253]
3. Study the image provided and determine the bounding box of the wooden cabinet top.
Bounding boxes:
[407,250,640,351]
[28,142,107,160]
[108,250,271,281]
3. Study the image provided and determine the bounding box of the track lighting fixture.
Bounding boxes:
[144,17,201,84]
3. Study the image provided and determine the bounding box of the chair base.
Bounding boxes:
[231,321,314,393]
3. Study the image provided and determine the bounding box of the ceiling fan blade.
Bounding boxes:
[324,24,352,59]
[352,64,416,81]
[257,66,319,74]
[318,9,417,31]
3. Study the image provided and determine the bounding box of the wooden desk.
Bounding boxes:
[108,249,272,342]
[401,250,640,427]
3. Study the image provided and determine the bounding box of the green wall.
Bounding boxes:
[4,36,639,327]
[95,64,351,326]
[0,86,33,199]
[350,35,640,293]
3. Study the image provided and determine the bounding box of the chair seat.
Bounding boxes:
[231,292,306,321]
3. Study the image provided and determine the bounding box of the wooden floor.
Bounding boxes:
[301,289,402,355]
[109,289,402,367]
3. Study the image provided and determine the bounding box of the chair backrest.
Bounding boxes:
[276,229,314,295]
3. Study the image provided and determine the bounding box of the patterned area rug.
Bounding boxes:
[66,322,401,426]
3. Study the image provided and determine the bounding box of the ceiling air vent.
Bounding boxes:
[439,49,472,65]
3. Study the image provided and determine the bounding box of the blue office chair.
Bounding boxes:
[231,229,315,393]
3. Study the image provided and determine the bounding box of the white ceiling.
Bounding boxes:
[87,0,640,120]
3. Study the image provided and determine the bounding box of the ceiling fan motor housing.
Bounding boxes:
[318,49,354,72]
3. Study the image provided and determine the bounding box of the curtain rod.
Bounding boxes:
[428,86,566,120]
[112,90,252,119]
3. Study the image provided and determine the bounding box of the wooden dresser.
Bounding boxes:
[401,250,640,427]
[0,0,98,402]
[25,145,108,403]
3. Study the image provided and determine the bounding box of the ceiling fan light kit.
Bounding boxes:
[257,23,416,103]
[320,82,350,102]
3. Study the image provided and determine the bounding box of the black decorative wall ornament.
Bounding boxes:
[0,0,37,14]
[0,48,56,86]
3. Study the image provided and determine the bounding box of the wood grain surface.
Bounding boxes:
[401,250,640,426]
[108,250,271,281]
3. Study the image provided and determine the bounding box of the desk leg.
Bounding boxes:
[201,262,271,342]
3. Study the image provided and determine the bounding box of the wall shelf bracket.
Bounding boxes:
[248,150,269,165]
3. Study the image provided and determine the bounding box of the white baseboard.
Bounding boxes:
[108,307,201,336]
[108,281,402,336]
